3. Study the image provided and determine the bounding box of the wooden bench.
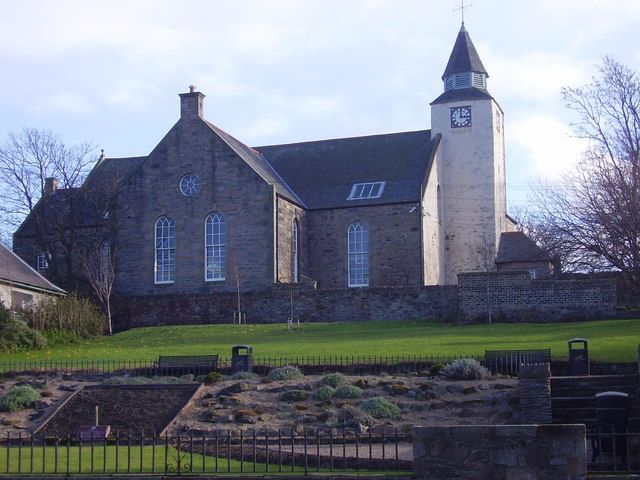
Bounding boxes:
[484,349,551,375]
[156,355,219,375]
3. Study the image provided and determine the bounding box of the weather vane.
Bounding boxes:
[454,0,472,25]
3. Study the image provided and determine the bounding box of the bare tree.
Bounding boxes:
[75,171,130,335]
[229,253,245,324]
[0,128,95,233]
[528,58,640,284]
[510,205,564,271]
[79,240,117,335]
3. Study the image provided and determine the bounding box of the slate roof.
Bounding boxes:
[205,121,306,207]
[495,231,553,264]
[82,155,145,192]
[431,86,494,105]
[442,24,488,79]
[0,242,65,295]
[256,130,438,209]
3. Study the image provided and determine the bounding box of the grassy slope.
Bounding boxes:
[3,319,639,363]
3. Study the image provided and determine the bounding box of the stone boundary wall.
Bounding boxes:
[412,424,586,480]
[113,271,628,328]
[458,271,618,322]
[113,285,459,329]
[519,363,551,424]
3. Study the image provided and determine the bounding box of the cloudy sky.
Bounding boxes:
[1,0,639,210]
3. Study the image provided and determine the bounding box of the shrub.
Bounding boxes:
[203,372,223,385]
[269,366,302,381]
[313,386,336,400]
[281,389,309,401]
[429,363,445,377]
[441,358,490,380]
[0,302,47,353]
[0,386,41,412]
[20,294,106,343]
[360,397,400,419]
[334,385,363,399]
[354,379,368,389]
[335,405,375,427]
[319,373,346,388]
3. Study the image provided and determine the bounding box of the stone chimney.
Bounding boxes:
[179,85,205,119]
[44,177,58,195]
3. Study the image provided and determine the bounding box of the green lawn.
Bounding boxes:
[0,445,389,475]
[2,319,640,363]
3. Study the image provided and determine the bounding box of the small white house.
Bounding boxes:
[0,242,65,310]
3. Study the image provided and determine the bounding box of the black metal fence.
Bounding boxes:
[587,427,640,473]
[0,354,482,377]
[0,429,412,475]
[484,349,551,376]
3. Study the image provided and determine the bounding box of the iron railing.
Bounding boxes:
[0,354,483,377]
[484,349,551,375]
[0,429,412,475]
[587,427,640,473]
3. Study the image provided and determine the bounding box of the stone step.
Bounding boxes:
[551,374,640,387]
[551,386,638,396]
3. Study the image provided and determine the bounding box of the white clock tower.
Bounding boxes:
[430,24,509,284]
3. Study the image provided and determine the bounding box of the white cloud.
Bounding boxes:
[102,78,163,110]
[484,49,589,107]
[238,116,289,142]
[31,92,96,115]
[508,114,588,180]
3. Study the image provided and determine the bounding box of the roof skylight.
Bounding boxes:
[347,181,386,200]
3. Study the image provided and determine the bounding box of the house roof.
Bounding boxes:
[495,231,553,264]
[82,155,146,192]
[204,121,306,207]
[15,155,147,238]
[256,130,437,209]
[0,242,65,295]
[442,24,488,79]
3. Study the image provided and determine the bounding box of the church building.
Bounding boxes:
[15,25,538,297]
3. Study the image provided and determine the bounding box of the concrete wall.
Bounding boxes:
[413,424,586,480]
[458,271,618,322]
[306,203,423,289]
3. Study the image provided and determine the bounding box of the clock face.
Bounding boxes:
[451,106,472,128]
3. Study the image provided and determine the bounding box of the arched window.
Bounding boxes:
[292,219,300,283]
[100,239,110,285]
[155,217,175,284]
[348,222,369,287]
[205,213,226,281]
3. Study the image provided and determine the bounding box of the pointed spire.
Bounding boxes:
[442,24,488,80]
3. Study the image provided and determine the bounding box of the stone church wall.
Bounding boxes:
[115,117,276,296]
[275,196,307,283]
[306,202,423,288]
